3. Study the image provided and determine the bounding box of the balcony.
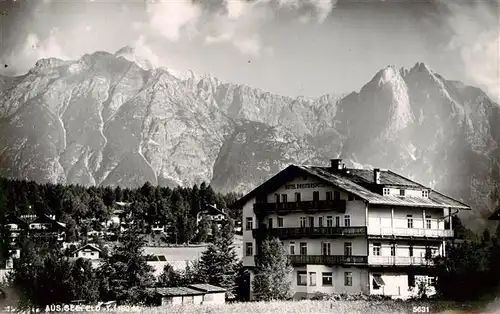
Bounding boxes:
[253,200,346,215]
[253,226,367,239]
[368,226,454,238]
[289,254,368,266]
[368,256,434,266]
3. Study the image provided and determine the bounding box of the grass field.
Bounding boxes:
[91,300,491,314]
[143,235,244,262]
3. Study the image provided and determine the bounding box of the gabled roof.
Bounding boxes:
[230,164,471,210]
[188,284,226,293]
[72,243,102,255]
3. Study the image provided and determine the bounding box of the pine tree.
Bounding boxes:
[157,264,183,287]
[198,218,239,294]
[97,226,155,304]
[253,237,293,301]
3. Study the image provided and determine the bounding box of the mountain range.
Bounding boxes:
[0,46,498,231]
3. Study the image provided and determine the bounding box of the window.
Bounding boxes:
[383,188,390,196]
[297,271,307,286]
[372,274,385,290]
[300,242,308,255]
[422,190,429,198]
[281,194,288,203]
[289,241,295,255]
[275,194,280,203]
[334,191,341,200]
[344,242,352,256]
[318,216,323,227]
[326,191,332,201]
[390,242,396,256]
[348,194,354,201]
[344,272,352,286]
[409,245,413,257]
[326,216,333,227]
[204,294,214,301]
[309,272,317,286]
[408,274,415,287]
[295,192,301,202]
[400,189,405,197]
[268,218,273,229]
[335,216,340,227]
[313,191,319,201]
[308,216,314,228]
[245,217,253,230]
[278,217,284,228]
[300,216,306,228]
[322,272,333,286]
[322,242,331,256]
[425,247,432,259]
[344,215,351,227]
[373,243,381,256]
[245,242,253,256]
[407,215,413,228]
[426,215,431,229]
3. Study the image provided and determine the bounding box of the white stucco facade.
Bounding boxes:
[239,163,464,300]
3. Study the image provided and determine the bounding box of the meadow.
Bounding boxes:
[84,300,493,314]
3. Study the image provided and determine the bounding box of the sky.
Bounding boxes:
[0,0,498,101]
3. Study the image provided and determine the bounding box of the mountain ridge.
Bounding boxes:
[0,49,499,231]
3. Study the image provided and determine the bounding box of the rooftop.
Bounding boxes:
[154,287,205,297]
[230,161,471,210]
[188,284,227,293]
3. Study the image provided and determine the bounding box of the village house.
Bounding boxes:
[71,243,103,260]
[188,284,227,304]
[231,159,471,300]
[148,284,227,306]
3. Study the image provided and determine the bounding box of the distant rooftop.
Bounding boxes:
[154,287,205,297]
[188,284,226,293]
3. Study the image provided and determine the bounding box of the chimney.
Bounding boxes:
[373,168,381,184]
[330,159,343,171]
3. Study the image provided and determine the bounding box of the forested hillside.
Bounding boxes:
[0,178,242,243]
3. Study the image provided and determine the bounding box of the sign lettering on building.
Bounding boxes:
[284,182,326,190]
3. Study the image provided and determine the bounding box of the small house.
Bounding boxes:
[151,287,205,305]
[72,244,102,260]
[188,284,227,304]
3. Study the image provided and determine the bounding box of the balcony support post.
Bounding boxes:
[391,207,394,228]
[422,209,426,230]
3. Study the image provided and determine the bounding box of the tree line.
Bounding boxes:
[0,178,242,250]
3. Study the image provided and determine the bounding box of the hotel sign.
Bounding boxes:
[284,182,326,190]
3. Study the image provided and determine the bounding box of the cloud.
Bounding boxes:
[1,29,69,74]
[145,0,202,42]
[441,1,500,101]
[142,0,336,57]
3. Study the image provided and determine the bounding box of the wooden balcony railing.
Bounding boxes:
[289,254,368,266]
[368,256,434,266]
[253,200,346,215]
[368,226,454,238]
[253,226,367,239]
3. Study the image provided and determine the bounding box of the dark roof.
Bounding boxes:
[154,287,205,297]
[188,284,226,293]
[333,168,426,188]
[230,164,471,210]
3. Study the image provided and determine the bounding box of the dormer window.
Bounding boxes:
[422,190,429,198]
[399,189,405,197]
[383,188,390,196]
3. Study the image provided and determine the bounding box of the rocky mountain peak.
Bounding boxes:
[0,50,498,232]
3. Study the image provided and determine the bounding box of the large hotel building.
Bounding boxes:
[230,159,470,300]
